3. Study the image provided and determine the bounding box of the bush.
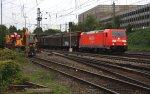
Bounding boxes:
[0,48,28,63]
[127,28,150,51]
[0,25,7,48]
[0,60,23,91]
[0,48,16,60]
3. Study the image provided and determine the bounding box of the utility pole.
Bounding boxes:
[25,17,26,28]
[113,1,116,26]
[48,13,51,28]
[69,22,72,52]
[60,24,61,31]
[75,0,77,9]
[1,0,2,25]
[22,5,27,28]
[36,0,38,5]
[65,23,67,32]
[0,0,2,48]
[37,8,42,28]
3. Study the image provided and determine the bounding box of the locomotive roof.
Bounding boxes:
[83,30,104,34]
[82,29,126,34]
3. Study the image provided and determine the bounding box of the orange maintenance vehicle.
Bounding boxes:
[6,28,38,56]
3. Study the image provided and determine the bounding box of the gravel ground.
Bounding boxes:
[77,54,150,69]
[36,51,104,94]
[36,51,150,94]
[37,51,104,75]
[42,69,103,94]
[55,74,103,94]
[125,51,150,55]
[44,50,150,68]
[95,57,150,69]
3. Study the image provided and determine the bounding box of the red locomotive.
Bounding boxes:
[79,29,127,52]
[41,29,127,53]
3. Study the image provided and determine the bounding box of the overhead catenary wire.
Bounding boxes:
[0,0,110,28]
[47,0,149,23]
[2,0,150,30]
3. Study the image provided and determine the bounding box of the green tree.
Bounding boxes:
[70,22,81,32]
[126,24,132,34]
[84,15,98,32]
[97,22,104,30]
[71,15,98,32]
[72,22,85,31]
[16,29,22,34]
[33,27,43,34]
[104,23,113,29]
[8,25,17,34]
[0,25,7,48]
[113,16,121,29]
[77,22,85,31]
[44,29,61,35]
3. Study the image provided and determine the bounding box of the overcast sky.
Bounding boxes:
[2,0,150,32]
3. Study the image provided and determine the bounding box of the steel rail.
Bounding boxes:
[31,57,150,94]
[30,57,119,94]
[44,49,150,64]
[51,52,150,88]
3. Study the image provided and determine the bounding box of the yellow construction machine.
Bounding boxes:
[6,28,38,57]
[22,28,38,57]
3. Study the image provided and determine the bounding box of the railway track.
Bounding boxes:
[51,52,150,88]
[30,56,150,94]
[80,53,150,74]
[70,53,150,74]
[44,49,150,73]
[45,49,150,64]
[75,52,150,64]
[124,52,150,59]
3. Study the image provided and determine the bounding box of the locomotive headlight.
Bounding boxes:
[124,43,126,46]
[122,40,127,42]
[112,40,116,42]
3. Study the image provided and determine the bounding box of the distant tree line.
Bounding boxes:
[0,25,62,48]
[70,15,125,32]
[0,25,24,48]
[0,25,7,48]
[33,27,61,35]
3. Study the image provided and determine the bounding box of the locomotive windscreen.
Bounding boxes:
[112,31,125,37]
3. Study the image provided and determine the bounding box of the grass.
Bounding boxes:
[127,28,150,51]
[22,62,56,85]
[0,49,71,94]
[0,49,28,92]
[128,45,150,51]
[20,62,71,94]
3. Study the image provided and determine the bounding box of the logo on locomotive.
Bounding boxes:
[89,36,95,41]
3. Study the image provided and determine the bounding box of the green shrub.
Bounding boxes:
[0,60,22,91]
[0,25,7,48]
[127,28,150,51]
[0,48,17,60]
[0,48,28,63]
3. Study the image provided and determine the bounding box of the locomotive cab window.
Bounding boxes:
[112,31,125,37]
